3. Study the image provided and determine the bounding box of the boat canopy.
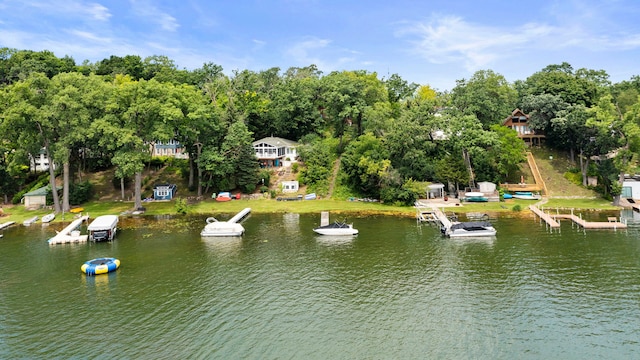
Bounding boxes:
[87,215,118,231]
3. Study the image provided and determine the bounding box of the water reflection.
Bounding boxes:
[314,235,356,246]
[448,236,496,246]
[201,236,242,255]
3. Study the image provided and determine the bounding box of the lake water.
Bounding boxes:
[1,210,640,359]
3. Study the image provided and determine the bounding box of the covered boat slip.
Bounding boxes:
[87,215,119,241]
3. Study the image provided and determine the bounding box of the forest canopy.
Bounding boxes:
[2,48,640,208]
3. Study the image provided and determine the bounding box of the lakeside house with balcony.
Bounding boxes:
[252,137,298,167]
[502,109,545,146]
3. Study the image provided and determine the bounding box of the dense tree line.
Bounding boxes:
[1,48,640,209]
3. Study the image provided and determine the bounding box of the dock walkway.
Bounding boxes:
[530,205,626,230]
[529,205,560,228]
[553,214,626,229]
[416,203,452,231]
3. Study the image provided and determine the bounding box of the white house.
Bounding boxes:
[252,137,298,167]
[29,148,55,172]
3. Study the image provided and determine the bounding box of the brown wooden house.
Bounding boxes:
[502,109,544,146]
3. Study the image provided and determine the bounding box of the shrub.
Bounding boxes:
[512,204,522,211]
[69,181,93,205]
[174,197,189,214]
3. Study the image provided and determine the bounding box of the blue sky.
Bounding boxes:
[1,0,640,90]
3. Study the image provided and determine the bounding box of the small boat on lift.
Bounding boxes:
[87,215,119,242]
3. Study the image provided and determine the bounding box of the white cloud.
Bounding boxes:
[66,29,111,43]
[130,0,179,32]
[20,0,111,21]
[283,37,366,74]
[396,14,640,72]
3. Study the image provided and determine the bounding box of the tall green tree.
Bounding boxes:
[451,70,517,129]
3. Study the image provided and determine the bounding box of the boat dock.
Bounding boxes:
[47,216,89,245]
[0,221,16,230]
[530,206,626,230]
[529,205,560,228]
[416,204,453,230]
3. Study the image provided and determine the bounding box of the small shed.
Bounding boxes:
[427,183,445,199]
[622,179,640,199]
[281,180,299,193]
[153,184,177,200]
[478,181,496,193]
[22,186,49,209]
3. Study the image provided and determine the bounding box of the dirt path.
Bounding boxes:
[327,157,341,198]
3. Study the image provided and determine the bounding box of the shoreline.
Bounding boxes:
[0,196,625,224]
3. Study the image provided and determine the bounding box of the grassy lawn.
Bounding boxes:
[530,148,599,198]
[0,148,623,227]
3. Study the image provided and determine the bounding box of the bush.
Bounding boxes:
[69,181,93,205]
[512,204,522,211]
[174,197,189,215]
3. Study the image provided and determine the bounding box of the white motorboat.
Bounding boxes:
[87,215,119,241]
[313,220,359,236]
[444,221,496,238]
[201,208,251,237]
[41,213,55,223]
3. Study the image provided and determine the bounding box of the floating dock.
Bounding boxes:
[0,221,16,230]
[201,208,251,237]
[47,216,89,245]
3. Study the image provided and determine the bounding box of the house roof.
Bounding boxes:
[252,136,298,148]
[22,186,51,197]
[502,108,529,125]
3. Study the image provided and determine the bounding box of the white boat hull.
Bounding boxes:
[313,228,359,236]
[448,228,496,237]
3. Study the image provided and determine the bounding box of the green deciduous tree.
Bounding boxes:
[451,70,517,129]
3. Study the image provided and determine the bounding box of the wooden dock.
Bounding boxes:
[416,205,452,230]
[530,206,626,230]
[529,205,560,228]
[553,214,626,229]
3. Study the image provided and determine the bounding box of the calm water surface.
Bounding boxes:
[1,210,640,359]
